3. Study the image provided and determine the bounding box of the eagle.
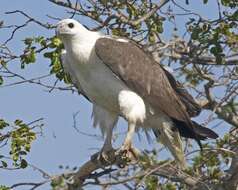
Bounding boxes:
[56,19,218,168]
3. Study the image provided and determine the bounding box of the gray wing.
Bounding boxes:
[94,37,206,146]
[95,38,194,126]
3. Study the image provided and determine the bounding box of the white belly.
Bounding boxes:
[66,54,146,124]
[71,59,127,113]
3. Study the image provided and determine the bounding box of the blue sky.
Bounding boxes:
[0,0,229,189]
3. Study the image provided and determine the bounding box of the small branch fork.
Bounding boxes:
[0,64,75,93]
[3,10,54,45]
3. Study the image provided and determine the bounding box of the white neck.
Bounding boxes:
[62,30,102,64]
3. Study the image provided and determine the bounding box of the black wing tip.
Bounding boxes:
[205,129,219,139]
[172,119,219,140]
[192,121,219,140]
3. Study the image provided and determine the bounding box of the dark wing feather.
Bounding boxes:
[172,118,218,140]
[162,68,202,117]
[95,37,200,142]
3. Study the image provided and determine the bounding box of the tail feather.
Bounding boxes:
[153,119,218,168]
[153,122,187,169]
[152,118,218,169]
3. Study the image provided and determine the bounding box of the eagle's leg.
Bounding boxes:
[91,106,118,164]
[91,124,115,163]
[117,122,140,159]
[117,90,145,159]
[121,122,136,149]
[100,124,115,158]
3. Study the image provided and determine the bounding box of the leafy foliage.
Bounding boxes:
[43,36,72,84]
[0,186,10,190]
[0,118,42,169]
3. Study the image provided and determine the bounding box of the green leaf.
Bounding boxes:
[43,51,53,58]
[0,59,7,67]
[210,44,223,55]
[111,28,128,37]
[35,36,47,47]
[49,37,62,48]
[148,33,156,43]
[12,154,19,162]
[145,176,158,190]
[24,144,31,152]
[14,119,23,126]
[26,50,36,64]
[1,161,7,168]
[0,119,9,129]
[0,185,10,190]
[215,55,224,64]
[23,38,33,46]
[191,27,201,40]
[0,76,3,85]
[20,159,28,168]
[162,183,177,190]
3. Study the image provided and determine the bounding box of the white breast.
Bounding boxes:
[64,34,147,125]
[66,48,126,112]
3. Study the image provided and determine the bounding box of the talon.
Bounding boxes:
[116,144,140,160]
[91,148,115,165]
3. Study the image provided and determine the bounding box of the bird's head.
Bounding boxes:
[56,19,89,42]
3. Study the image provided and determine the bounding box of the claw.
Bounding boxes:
[116,144,140,161]
[91,147,116,165]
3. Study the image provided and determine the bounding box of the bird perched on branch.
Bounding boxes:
[56,19,218,168]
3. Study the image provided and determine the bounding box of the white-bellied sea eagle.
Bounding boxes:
[56,19,218,168]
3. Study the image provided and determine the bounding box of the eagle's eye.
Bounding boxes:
[68,23,74,28]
